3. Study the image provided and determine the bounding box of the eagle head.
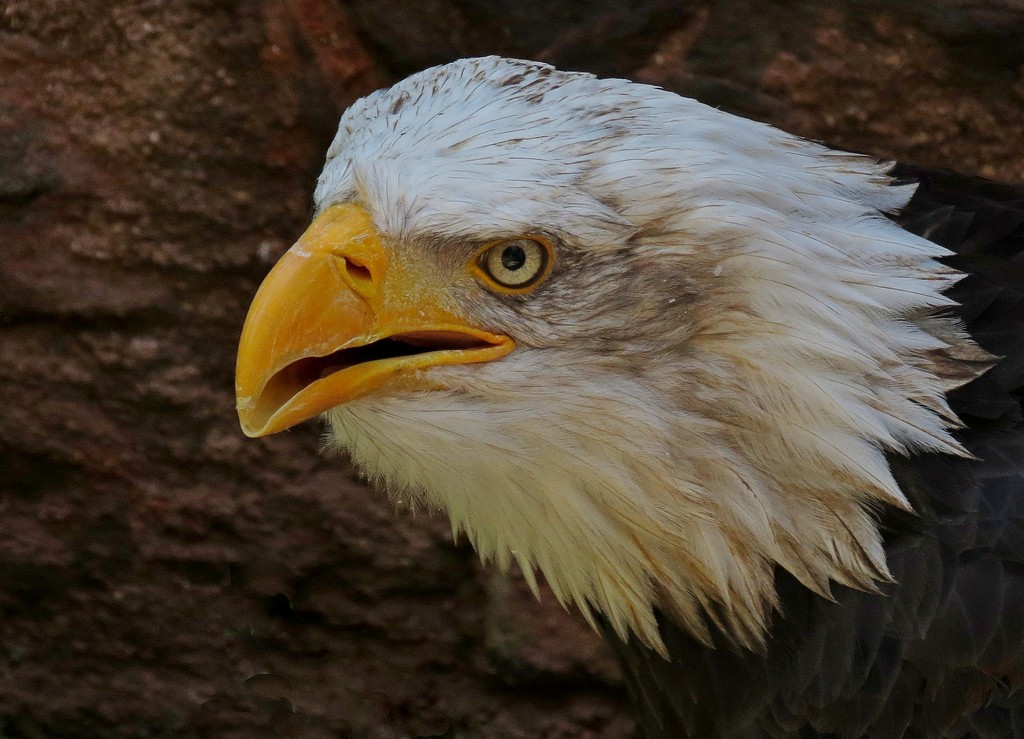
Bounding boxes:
[236,57,979,654]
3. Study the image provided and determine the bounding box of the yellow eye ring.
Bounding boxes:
[472,236,553,293]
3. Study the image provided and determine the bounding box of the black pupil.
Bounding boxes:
[501,245,527,271]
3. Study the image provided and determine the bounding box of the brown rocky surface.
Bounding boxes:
[0,1,1021,737]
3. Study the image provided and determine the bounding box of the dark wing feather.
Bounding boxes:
[602,165,1024,738]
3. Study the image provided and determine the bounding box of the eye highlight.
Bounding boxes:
[475,237,552,292]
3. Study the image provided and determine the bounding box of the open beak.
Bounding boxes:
[235,203,514,437]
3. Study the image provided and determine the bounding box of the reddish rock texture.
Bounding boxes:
[0,2,1022,737]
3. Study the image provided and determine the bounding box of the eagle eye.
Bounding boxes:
[475,237,552,292]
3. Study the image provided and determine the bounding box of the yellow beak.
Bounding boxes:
[235,203,514,437]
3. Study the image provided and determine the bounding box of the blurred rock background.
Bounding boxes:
[0,1,1021,736]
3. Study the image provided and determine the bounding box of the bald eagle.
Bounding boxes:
[236,57,1024,737]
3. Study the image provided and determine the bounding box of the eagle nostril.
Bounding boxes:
[345,258,372,283]
[338,256,374,297]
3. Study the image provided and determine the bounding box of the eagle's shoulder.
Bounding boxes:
[892,162,1024,427]
[603,163,1024,739]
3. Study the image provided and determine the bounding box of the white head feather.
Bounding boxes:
[315,57,983,654]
